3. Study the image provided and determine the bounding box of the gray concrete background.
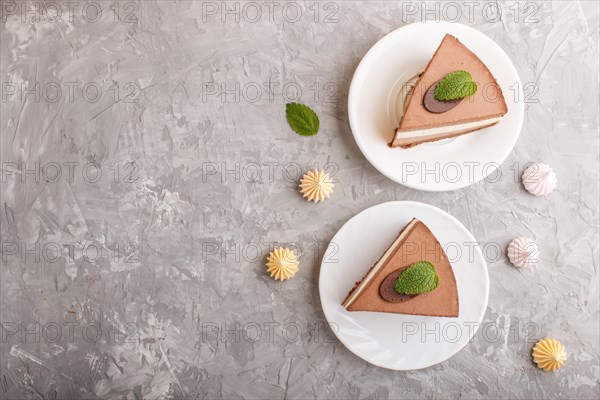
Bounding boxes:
[1,1,599,399]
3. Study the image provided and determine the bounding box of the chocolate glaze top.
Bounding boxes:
[379,267,416,303]
[423,79,462,113]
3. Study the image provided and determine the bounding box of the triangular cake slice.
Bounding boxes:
[342,218,459,317]
[390,34,508,148]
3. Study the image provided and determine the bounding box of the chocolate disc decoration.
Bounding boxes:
[423,79,462,113]
[379,267,416,303]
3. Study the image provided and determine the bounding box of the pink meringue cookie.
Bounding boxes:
[522,163,557,196]
[507,237,540,269]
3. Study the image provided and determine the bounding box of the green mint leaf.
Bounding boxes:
[434,70,478,101]
[285,102,320,136]
[394,261,440,295]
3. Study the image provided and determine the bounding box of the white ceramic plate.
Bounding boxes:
[348,22,524,191]
[319,201,489,370]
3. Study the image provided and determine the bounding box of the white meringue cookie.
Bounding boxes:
[522,163,557,196]
[507,237,540,269]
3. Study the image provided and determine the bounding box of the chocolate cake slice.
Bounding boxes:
[342,218,459,317]
[390,34,508,148]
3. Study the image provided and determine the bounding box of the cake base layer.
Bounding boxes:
[391,121,501,148]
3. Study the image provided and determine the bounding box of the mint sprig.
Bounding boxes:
[394,261,439,295]
[285,103,320,136]
[434,70,478,101]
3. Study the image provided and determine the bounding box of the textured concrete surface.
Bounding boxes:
[1,1,599,399]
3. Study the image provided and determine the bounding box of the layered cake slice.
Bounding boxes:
[342,218,459,317]
[390,34,508,148]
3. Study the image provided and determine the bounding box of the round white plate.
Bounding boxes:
[319,201,489,370]
[348,22,524,191]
